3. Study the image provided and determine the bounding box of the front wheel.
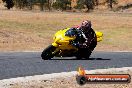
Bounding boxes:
[41,45,56,60]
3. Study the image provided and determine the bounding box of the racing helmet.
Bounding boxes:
[80,20,92,31]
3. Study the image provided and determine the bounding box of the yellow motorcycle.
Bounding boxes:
[41,28,103,60]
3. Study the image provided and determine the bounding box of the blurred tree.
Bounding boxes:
[94,0,98,6]
[85,0,94,11]
[2,0,14,9]
[27,0,33,10]
[13,0,47,10]
[75,0,85,9]
[47,0,52,11]
[13,0,31,9]
[106,0,118,9]
[76,0,95,12]
[52,0,71,11]
[40,0,45,11]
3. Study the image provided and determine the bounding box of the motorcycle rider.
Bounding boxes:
[71,20,97,58]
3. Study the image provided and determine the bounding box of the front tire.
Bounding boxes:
[41,45,56,60]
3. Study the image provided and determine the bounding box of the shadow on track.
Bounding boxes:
[50,57,111,60]
[88,58,111,60]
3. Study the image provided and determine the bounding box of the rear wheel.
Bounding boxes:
[41,45,56,60]
[76,48,92,59]
[84,50,92,59]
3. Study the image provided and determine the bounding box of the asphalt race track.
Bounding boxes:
[0,51,132,80]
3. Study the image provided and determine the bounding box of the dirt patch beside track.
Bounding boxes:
[0,10,132,51]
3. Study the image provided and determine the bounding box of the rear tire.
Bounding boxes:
[85,50,92,59]
[41,45,56,60]
[76,48,92,59]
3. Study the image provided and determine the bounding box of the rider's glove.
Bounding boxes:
[72,43,80,48]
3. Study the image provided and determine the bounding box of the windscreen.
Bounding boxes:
[65,28,78,37]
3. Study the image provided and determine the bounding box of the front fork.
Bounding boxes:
[51,42,60,56]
